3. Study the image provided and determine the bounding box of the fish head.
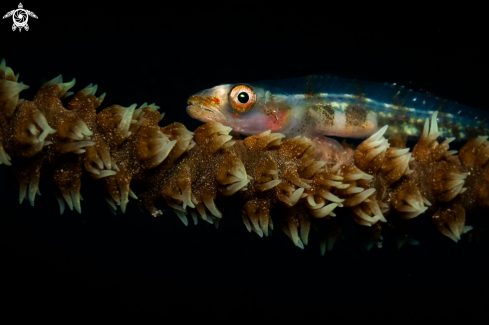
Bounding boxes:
[187,83,291,135]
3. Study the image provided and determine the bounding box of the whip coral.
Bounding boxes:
[1,59,488,253]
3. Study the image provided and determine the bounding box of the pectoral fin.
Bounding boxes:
[309,134,353,164]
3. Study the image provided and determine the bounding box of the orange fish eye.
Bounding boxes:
[229,84,256,112]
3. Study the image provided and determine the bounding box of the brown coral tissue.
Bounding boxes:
[1,59,488,253]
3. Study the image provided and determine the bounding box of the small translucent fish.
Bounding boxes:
[187,75,489,161]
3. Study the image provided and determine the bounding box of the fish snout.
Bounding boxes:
[187,95,221,110]
[186,95,227,124]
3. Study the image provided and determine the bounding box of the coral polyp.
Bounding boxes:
[1,59,488,252]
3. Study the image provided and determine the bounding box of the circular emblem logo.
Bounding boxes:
[2,3,38,32]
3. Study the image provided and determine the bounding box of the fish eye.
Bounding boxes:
[238,92,249,103]
[229,84,256,112]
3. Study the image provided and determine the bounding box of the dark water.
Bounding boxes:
[1,5,488,322]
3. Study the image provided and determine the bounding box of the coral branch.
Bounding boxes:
[1,59,488,252]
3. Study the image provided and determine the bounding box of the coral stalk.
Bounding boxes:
[1,59,488,253]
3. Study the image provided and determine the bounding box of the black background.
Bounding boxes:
[0,3,488,322]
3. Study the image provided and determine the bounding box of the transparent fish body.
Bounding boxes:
[188,75,489,143]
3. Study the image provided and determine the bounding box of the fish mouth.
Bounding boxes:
[187,95,227,124]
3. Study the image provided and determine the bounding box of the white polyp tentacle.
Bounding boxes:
[0,143,12,166]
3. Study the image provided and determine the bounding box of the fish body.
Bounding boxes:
[187,75,489,161]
